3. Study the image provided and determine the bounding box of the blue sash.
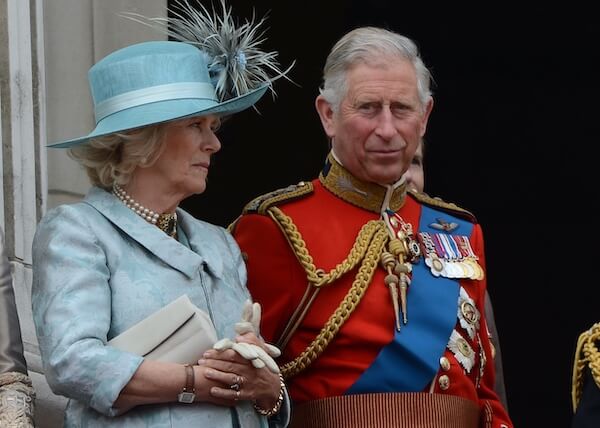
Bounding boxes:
[346,205,473,394]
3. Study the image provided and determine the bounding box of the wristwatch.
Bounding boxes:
[178,364,196,403]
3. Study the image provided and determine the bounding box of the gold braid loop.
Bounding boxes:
[279,221,389,379]
[572,322,600,411]
[268,206,382,288]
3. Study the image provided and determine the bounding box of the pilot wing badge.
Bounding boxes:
[429,217,459,232]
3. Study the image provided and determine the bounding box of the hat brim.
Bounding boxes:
[48,84,269,148]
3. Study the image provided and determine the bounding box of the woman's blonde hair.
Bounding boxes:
[68,125,167,189]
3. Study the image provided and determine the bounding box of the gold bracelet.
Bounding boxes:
[253,374,285,417]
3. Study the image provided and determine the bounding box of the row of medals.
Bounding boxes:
[419,231,484,280]
[384,214,484,330]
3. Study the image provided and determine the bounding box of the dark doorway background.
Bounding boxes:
[178,2,600,426]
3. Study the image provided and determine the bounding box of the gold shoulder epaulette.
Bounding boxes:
[408,189,476,223]
[572,322,600,411]
[242,181,314,215]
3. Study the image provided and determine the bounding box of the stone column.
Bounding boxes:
[1,1,166,426]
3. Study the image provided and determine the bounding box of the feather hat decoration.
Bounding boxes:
[122,0,293,103]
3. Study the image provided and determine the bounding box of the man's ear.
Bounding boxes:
[315,95,336,138]
[419,97,434,138]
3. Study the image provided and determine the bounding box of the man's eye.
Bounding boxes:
[358,103,378,113]
[391,105,412,117]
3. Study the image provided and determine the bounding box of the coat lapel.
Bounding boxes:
[83,187,204,279]
[176,210,225,279]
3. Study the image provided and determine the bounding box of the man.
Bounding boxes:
[402,139,425,193]
[403,139,509,410]
[572,322,600,427]
[232,27,512,427]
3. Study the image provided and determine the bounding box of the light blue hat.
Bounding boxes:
[49,40,268,148]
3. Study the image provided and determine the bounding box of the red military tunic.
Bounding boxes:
[232,156,512,427]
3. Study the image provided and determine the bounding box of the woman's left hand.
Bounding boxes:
[199,344,280,410]
[213,332,280,373]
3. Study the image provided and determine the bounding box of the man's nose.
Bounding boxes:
[375,108,397,140]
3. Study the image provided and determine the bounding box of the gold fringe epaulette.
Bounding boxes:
[572,322,600,412]
[242,181,314,215]
[408,189,476,223]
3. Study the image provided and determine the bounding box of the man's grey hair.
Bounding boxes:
[320,27,432,112]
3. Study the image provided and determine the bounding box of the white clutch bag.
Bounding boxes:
[108,294,218,365]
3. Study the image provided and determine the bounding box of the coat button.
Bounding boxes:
[438,375,450,390]
[439,356,451,371]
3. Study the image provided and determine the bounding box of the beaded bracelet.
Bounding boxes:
[254,374,286,417]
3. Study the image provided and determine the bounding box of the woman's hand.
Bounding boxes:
[199,346,281,410]
[213,332,280,373]
[114,360,248,411]
[191,364,244,407]
[115,330,283,412]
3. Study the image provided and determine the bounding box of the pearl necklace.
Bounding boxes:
[113,184,160,224]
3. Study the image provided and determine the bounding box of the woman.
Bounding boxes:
[0,228,35,427]
[31,7,289,427]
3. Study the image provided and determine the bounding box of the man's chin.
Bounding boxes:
[369,172,405,186]
[351,163,405,185]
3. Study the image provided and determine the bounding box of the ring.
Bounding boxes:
[234,390,241,401]
[230,375,241,391]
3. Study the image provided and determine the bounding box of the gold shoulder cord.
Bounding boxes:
[408,189,476,222]
[572,322,600,411]
[267,206,389,379]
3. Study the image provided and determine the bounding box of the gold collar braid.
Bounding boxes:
[319,153,407,213]
[572,322,600,411]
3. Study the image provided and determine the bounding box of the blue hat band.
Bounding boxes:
[94,82,217,122]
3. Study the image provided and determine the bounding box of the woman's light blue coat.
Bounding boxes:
[32,187,288,427]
